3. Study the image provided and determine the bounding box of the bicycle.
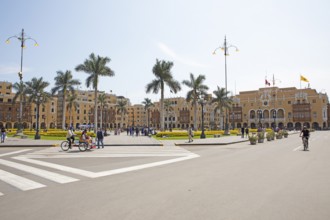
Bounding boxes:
[302,136,309,151]
[60,140,89,152]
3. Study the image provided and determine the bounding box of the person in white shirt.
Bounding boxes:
[66,128,75,148]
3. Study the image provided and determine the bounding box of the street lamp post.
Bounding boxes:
[273,110,277,130]
[257,109,262,128]
[231,112,235,129]
[213,36,239,135]
[6,29,38,135]
[34,93,43,140]
[199,98,206,139]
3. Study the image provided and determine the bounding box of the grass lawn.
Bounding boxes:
[10,135,65,141]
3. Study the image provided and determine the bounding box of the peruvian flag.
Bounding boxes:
[265,79,271,86]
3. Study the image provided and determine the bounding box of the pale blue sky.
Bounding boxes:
[1,0,329,104]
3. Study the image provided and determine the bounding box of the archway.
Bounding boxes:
[277,109,284,119]
[23,122,28,129]
[295,122,301,130]
[250,123,256,129]
[14,122,19,128]
[287,122,293,130]
[41,122,46,129]
[303,122,310,128]
[264,122,270,128]
[249,110,256,119]
[271,122,276,129]
[278,122,284,129]
[312,122,319,130]
[263,110,270,120]
[6,122,12,129]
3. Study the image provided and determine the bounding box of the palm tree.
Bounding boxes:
[142,98,154,131]
[212,86,232,130]
[25,77,52,138]
[12,81,28,133]
[116,98,127,129]
[66,92,79,129]
[182,73,209,130]
[51,70,80,129]
[145,59,181,130]
[98,93,107,129]
[75,53,115,133]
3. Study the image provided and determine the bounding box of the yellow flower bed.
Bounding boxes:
[8,129,95,137]
[156,130,238,137]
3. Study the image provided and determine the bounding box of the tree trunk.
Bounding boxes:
[147,109,150,130]
[69,108,72,129]
[160,84,164,131]
[100,105,103,129]
[94,87,98,133]
[62,93,66,130]
[16,93,23,134]
[120,111,123,129]
[193,99,197,130]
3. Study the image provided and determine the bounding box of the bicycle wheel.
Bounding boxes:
[61,141,70,151]
[78,142,87,152]
[303,139,307,151]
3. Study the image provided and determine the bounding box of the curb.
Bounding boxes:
[102,144,163,147]
[0,144,59,148]
[175,139,249,146]
[0,144,163,147]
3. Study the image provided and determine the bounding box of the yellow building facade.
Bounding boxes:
[1,80,329,131]
[232,87,329,130]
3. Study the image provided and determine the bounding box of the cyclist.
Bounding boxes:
[300,126,310,150]
[66,128,75,148]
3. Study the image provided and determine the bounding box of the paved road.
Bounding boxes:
[0,131,329,220]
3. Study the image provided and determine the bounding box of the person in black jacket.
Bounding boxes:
[96,128,104,149]
[241,127,245,138]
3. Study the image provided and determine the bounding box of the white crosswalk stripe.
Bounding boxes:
[13,157,97,178]
[0,159,79,184]
[0,149,32,157]
[0,169,45,191]
[22,146,196,158]
[0,146,199,196]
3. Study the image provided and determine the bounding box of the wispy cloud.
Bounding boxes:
[157,42,208,68]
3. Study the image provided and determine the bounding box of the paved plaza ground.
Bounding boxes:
[0,131,252,147]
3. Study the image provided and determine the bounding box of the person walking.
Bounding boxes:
[188,126,193,143]
[96,128,104,149]
[1,127,6,143]
[241,127,245,138]
[245,127,249,138]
